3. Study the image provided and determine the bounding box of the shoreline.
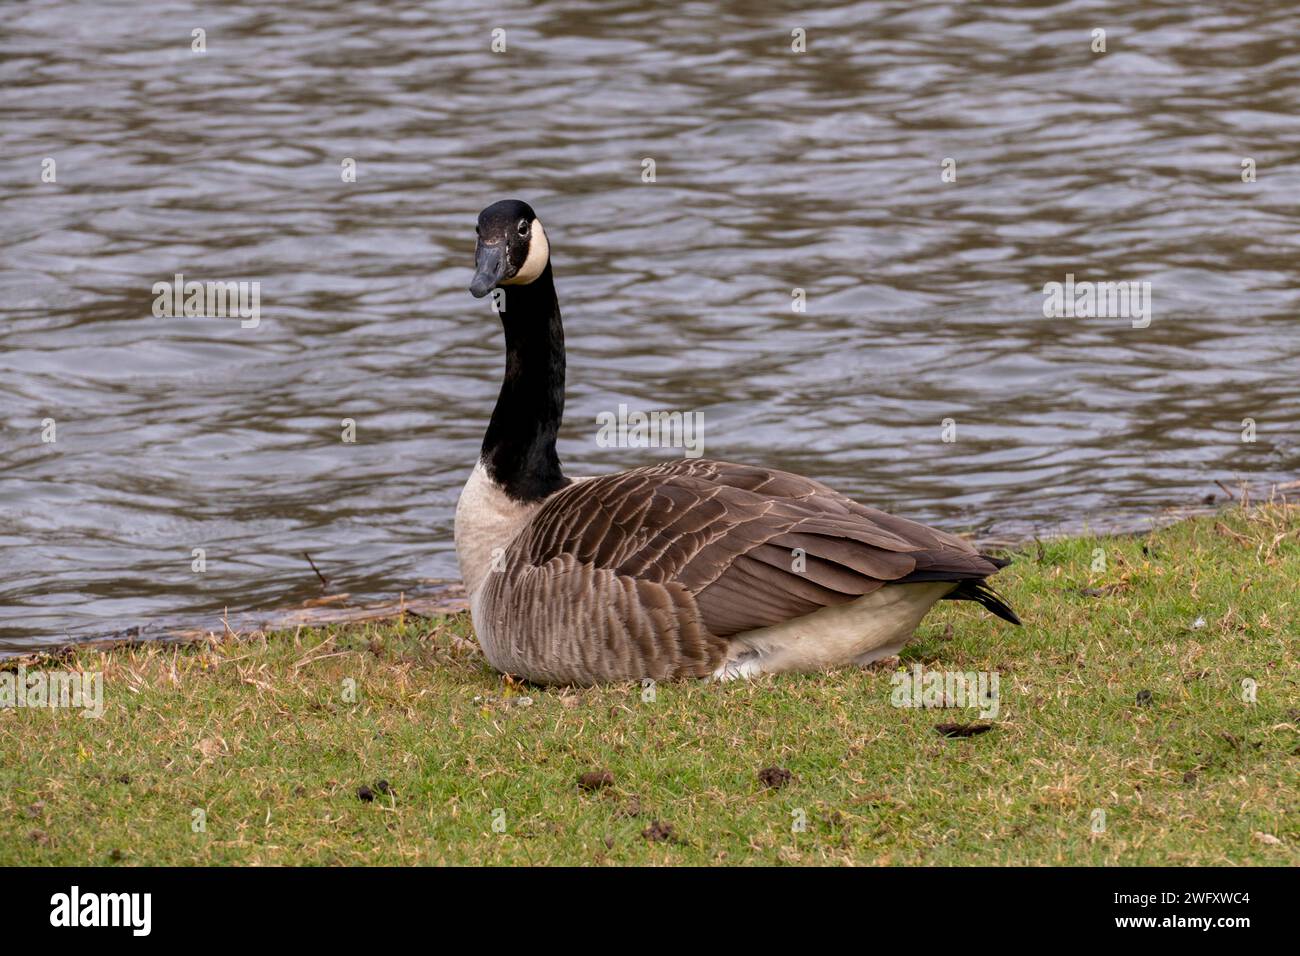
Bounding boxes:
[5,476,1296,665]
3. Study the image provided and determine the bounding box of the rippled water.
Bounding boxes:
[3,0,1299,652]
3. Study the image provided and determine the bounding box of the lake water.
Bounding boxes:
[3,0,1299,653]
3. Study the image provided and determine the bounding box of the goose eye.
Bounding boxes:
[517,220,530,237]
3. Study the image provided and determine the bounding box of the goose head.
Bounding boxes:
[469,199,551,298]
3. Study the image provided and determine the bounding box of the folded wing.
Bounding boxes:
[508,459,1006,641]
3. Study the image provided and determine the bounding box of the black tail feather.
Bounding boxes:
[942,578,1021,626]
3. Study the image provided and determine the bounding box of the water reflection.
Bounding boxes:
[1,1,1298,651]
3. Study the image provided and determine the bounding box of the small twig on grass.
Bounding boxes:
[1215,521,1251,546]
[291,650,352,670]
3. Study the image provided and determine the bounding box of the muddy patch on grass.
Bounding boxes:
[641,820,676,844]
[356,780,394,803]
[758,767,793,790]
[578,770,614,792]
[935,722,994,738]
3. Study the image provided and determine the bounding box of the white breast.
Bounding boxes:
[453,462,543,600]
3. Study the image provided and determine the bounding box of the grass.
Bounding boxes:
[2,504,1298,865]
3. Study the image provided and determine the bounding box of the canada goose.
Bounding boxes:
[455,199,1020,685]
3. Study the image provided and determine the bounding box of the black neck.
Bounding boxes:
[481,262,569,502]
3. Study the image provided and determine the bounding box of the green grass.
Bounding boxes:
[2,505,1298,865]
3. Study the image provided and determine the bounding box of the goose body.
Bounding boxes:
[455,200,1019,685]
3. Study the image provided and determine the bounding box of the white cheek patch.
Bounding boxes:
[501,218,549,285]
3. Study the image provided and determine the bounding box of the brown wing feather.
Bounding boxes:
[502,459,1004,660]
[478,554,722,683]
